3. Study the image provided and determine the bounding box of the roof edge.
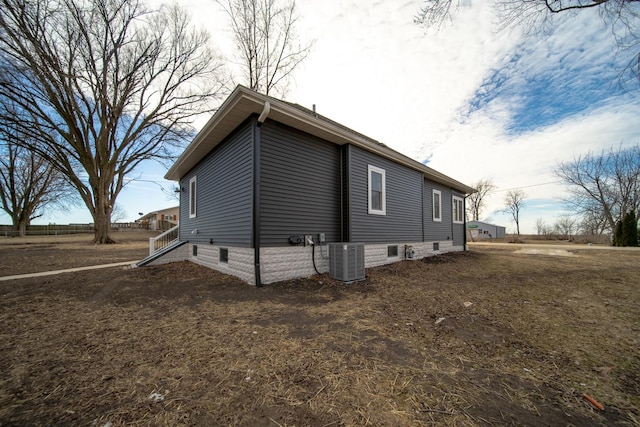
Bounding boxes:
[166,86,475,194]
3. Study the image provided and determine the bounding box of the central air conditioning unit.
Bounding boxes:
[329,243,365,282]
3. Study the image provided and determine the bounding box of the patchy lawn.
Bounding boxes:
[0,243,638,426]
[0,231,155,276]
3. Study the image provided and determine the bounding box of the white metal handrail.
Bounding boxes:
[149,225,179,256]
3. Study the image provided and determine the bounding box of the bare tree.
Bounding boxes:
[466,178,495,221]
[0,138,75,237]
[110,203,128,224]
[535,217,547,235]
[578,208,610,235]
[554,144,640,235]
[217,0,313,96]
[0,0,227,243]
[503,189,526,235]
[554,214,577,239]
[415,0,640,85]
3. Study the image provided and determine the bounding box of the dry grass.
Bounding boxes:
[0,244,638,426]
[0,230,158,246]
[0,231,156,276]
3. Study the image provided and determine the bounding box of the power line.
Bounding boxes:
[489,180,562,194]
[124,178,169,185]
[124,177,177,198]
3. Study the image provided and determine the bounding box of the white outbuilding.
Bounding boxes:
[467,221,506,240]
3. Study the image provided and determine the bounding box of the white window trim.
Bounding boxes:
[368,165,386,215]
[433,189,442,222]
[453,195,464,224]
[189,176,197,218]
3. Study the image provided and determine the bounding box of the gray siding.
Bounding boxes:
[179,119,254,246]
[176,116,468,250]
[260,120,341,246]
[423,180,454,242]
[348,145,423,243]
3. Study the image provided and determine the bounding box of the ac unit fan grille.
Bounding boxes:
[328,243,365,282]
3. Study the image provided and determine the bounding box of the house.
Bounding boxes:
[142,86,475,286]
[138,206,179,231]
[467,220,506,240]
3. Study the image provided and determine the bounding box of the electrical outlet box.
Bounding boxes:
[304,235,313,246]
[319,233,326,243]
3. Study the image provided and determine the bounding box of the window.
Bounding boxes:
[387,245,398,258]
[368,165,386,215]
[192,245,198,256]
[432,190,442,222]
[453,196,464,224]
[189,176,197,218]
[220,248,229,264]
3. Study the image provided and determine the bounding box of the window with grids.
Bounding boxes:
[368,165,386,215]
[433,190,442,222]
[453,196,464,223]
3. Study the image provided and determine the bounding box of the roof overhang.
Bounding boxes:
[166,86,475,195]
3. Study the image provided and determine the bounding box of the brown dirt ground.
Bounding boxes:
[0,235,639,426]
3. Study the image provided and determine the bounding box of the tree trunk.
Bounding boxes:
[93,209,115,244]
[602,203,616,237]
[13,218,27,237]
[91,191,115,244]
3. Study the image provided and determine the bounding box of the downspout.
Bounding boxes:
[345,145,352,242]
[421,177,425,243]
[463,194,468,251]
[339,147,344,241]
[253,101,270,287]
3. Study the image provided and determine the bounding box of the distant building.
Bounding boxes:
[138,206,179,231]
[467,221,506,240]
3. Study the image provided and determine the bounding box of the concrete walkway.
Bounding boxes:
[0,260,139,282]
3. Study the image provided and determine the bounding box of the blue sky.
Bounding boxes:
[466,14,628,135]
[5,0,639,234]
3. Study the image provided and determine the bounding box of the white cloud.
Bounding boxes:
[16,0,639,232]
[290,0,521,160]
[427,92,640,232]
